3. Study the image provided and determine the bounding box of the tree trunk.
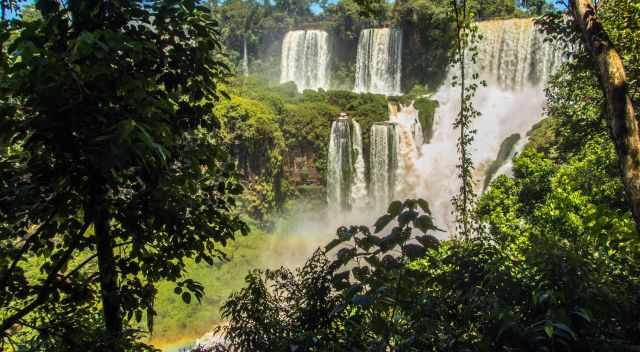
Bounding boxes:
[570,0,640,230]
[92,190,123,350]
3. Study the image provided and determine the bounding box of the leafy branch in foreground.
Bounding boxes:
[206,199,440,351]
[0,1,247,351]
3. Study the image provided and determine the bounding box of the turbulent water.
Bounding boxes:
[416,18,564,234]
[354,28,403,95]
[390,103,422,200]
[328,19,562,237]
[280,30,330,92]
[351,120,368,209]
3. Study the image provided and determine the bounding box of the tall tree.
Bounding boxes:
[0,1,247,350]
[569,0,640,230]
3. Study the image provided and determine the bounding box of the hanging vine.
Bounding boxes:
[449,0,483,240]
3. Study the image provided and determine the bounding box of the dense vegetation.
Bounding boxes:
[1,0,639,351]
[200,1,640,351]
[215,0,548,90]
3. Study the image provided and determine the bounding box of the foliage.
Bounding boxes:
[216,199,441,351]
[215,95,286,226]
[226,76,406,193]
[149,227,320,347]
[215,197,640,351]
[449,0,483,238]
[0,1,247,350]
[215,0,522,90]
[472,0,523,19]
[394,0,454,91]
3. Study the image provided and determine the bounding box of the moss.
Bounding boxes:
[414,97,439,143]
[483,133,521,191]
[526,117,558,154]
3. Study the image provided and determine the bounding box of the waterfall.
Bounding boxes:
[367,103,422,210]
[280,30,330,92]
[416,18,564,235]
[369,123,398,208]
[412,122,424,150]
[354,28,403,95]
[242,38,249,77]
[327,117,353,212]
[389,103,421,199]
[351,120,368,209]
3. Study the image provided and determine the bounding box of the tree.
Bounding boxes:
[568,0,640,231]
[519,0,552,15]
[0,1,247,350]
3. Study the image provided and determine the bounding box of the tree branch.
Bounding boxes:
[62,240,133,280]
[0,222,89,337]
[0,211,57,299]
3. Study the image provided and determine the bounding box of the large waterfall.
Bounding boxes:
[354,28,403,95]
[416,18,563,234]
[324,19,561,237]
[280,30,330,92]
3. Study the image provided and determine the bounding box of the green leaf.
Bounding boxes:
[554,323,576,340]
[374,214,394,233]
[403,244,426,260]
[387,201,403,217]
[351,294,373,308]
[417,199,431,214]
[398,210,418,227]
[332,271,351,290]
[572,308,592,323]
[416,235,440,249]
[181,292,192,304]
[544,322,554,337]
[415,215,436,233]
[352,266,370,281]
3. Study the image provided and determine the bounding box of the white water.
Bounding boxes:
[390,103,422,200]
[351,120,368,209]
[416,19,563,235]
[280,30,330,92]
[242,38,249,77]
[354,28,403,95]
[370,123,397,210]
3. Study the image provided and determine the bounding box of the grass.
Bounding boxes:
[148,223,329,350]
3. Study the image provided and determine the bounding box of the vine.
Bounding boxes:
[449,0,483,239]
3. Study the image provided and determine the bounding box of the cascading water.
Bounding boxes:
[389,102,422,200]
[327,117,353,212]
[242,38,249,77]
[280,30,330,92]
[351,120,368,209]
[354,28,403,95]
[370,123,398,209]
[416,18,564,235]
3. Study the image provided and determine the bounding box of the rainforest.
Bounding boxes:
[0,0,639,351]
